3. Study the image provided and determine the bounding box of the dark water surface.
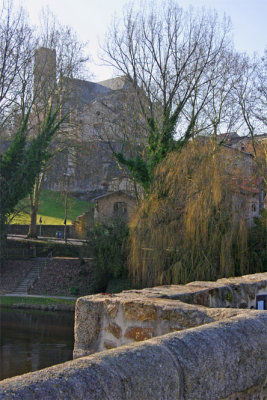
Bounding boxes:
[0,308,74,381]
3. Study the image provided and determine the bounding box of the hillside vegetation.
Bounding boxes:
[10,190,93,225]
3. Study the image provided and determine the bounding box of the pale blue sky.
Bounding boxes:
[13,0,267,80]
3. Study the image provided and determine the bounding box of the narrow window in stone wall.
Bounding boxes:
[251,203,257,212]
[113,202,128,219]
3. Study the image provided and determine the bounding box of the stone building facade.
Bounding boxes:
[1,49,265,222]
[33,48,140,201]
[93,191,137,224]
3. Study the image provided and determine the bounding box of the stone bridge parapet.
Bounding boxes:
[0,313,266,399]
[0,272,266,399]
[73,272,267,357]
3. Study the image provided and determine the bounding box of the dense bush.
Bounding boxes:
[70,286,79,295]
[86,221,129,293]
[247,210,267,273]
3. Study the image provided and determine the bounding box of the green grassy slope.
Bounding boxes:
[11,190,94,225]
[0,296,76,307]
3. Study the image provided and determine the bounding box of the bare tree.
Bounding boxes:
[101,1,235,190]
[254,48,267,127]
[0,4,90,237]
[230,52,267,190]
[183,50,245,138]
[0,0,34,129]
[25,10,90,238]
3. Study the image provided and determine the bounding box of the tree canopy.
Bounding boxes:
[0,1,90,237]
[102,3,266,193]
[128,139,266,287]
[0,106,63,257]
[102,2,237,191]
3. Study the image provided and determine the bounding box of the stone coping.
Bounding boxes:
[1,313,266,399]
[121,272,267,307]
[73,273,267,358]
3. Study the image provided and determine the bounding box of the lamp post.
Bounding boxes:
[64,172,71,242]
[39,217,42,237]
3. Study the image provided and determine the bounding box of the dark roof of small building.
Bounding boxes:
[222,144,254,158]
[93,190,136,202]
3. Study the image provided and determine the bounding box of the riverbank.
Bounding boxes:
[0,257,94,297]
[0,295,76,312]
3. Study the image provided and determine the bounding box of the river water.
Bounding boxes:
[0,308,74,381]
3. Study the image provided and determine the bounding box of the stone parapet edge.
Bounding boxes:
[0,312,266,400]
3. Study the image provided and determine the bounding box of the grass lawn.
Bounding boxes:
[10,190,94,225]
[0,295,76,307]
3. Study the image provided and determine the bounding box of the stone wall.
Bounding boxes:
[43,141,124,199]
[8,224,78,239]
[29,258,94,297]
[1,273,266,399]
[94,191,137,224]
[73,272,267,357]
[0,313,266,399]
[0,260,34,294]
[0,258,94,297]
[73,209,94,239]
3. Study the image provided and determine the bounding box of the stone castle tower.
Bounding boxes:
[33,48,134,200]
[33,47,56,105]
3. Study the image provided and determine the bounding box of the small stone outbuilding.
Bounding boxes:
[93,191,136,224]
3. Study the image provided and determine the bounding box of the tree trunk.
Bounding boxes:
[27,173,43,238]
[27,203,38,238]
[0,215,7,264]
[64,191,68,242]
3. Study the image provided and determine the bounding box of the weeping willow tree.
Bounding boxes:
[129,139,265,287]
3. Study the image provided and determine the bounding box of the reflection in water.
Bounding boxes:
[0,308,74,381]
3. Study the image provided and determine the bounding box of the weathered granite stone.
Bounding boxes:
[2,273,267,399]
[157,313,267,400]
[74,297,104,356]
[124,326,154,341]
[221,375,267,400]
[105,301,119,318]
[122,301,157,321]
[0,313,266,400]
[136,272,267,309]
[103,341,117,350]
[106,323,122,339]
[74,275,267,358]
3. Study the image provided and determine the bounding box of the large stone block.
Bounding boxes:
[124,326,154,341]
[122,301,157,321]
[106,322,122,339]
[73,297,105,357]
